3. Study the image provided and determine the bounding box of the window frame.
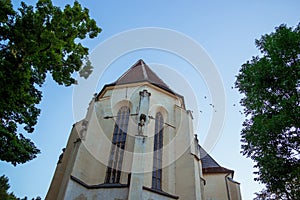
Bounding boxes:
[105,106,130,183]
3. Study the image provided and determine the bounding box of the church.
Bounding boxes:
[46,60,242,200]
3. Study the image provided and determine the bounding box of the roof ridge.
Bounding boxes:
[113,59,172,90]
[141,61,172,89]
[114,59,143,83]
[141,61,148,80]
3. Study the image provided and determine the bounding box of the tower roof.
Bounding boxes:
[98,59,182,98]
[113,59,173,92]
[97,59,186,109]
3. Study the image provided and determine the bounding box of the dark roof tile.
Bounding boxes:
[97,59,185,109]
[200,146,234,174]
[114,59,171,90]
[200,147,221,169]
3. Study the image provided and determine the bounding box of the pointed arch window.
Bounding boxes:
[105,106,130,183]
[152,112,164,190]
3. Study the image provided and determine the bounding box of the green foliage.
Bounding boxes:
[0,175,18,200]
[235,24,300,199]
[0,175,41,200]
[254,189,291,200]
[0,0,101,165]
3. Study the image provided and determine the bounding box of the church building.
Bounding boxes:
[46,60,242,200]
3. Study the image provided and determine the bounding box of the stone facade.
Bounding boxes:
[46,60,241,200]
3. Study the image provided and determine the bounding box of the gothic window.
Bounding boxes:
[105,106,130,183]
[152,112,164,190]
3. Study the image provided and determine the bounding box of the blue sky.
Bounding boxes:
[2,0,300,199]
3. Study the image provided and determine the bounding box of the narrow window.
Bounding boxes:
[105,106,130,183]
[152,112,163,190]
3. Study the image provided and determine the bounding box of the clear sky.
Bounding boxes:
[2,0,300,199]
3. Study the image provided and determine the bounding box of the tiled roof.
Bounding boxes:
[200,147,221,169]
[200,146,234,174]
[112,59,174,94]
[97,59,186,109]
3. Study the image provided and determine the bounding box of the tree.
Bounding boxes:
[0,0,101,165]
[253,189,289,200]
[0,175,18,200]
[0,175,41,200]
[235,23,300,199]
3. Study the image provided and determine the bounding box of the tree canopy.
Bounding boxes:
[235,24,300,199]
[0,175,41,200]
[0,175,17,200]
[0,0,101,166]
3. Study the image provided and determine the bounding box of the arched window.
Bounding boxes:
[152,112,164,190]
[105,106,130,183]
